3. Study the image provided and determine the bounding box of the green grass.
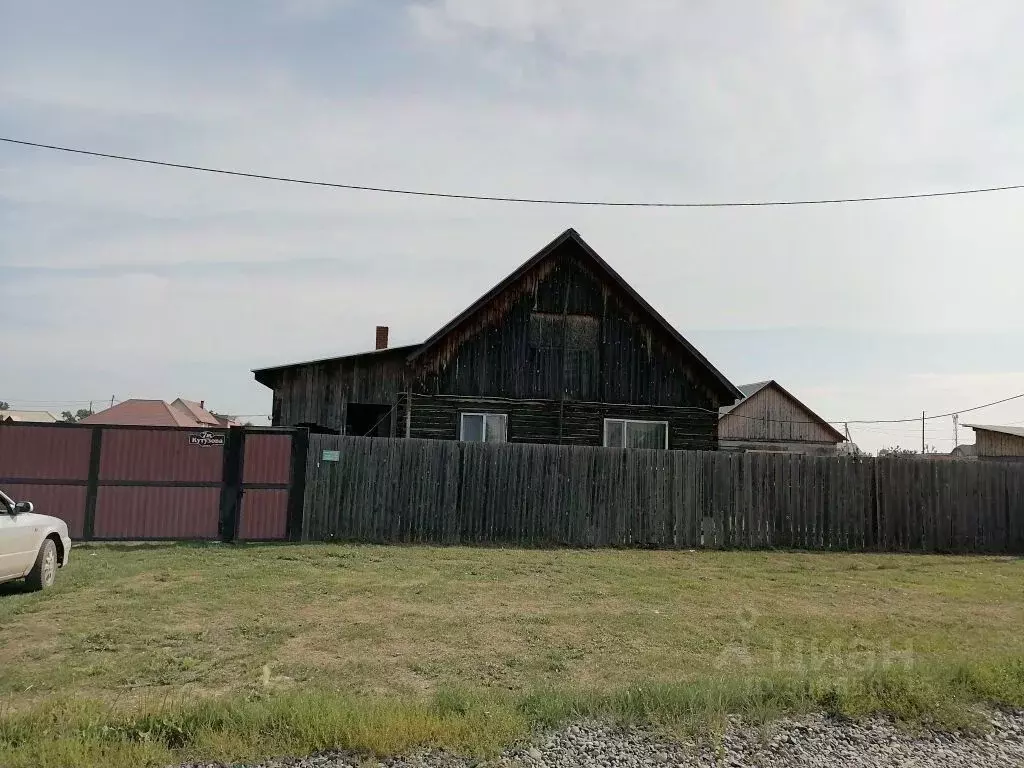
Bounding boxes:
[1,544,1022,766]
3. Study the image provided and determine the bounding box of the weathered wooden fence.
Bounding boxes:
[303,436,1024,553]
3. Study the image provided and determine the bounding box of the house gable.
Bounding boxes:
[719,380,845,444]
[409,228,740,408]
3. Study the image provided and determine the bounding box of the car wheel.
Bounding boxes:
[25,539,58,591]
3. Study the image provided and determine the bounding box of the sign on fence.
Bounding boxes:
[188,431,226,447]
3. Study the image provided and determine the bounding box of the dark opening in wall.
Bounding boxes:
[346,403,392,437]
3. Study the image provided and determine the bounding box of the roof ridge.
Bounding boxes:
[164,401,197,427]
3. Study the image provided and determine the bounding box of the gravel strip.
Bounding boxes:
[178,709,1024,767]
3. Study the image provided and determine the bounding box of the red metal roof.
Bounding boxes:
[80,399,225,428]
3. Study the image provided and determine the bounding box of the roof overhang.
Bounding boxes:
[253,344,420,388]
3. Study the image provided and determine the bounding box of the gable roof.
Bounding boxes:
[0,410,60,423]
[80,399,225,428]
[965,424,1024,439]
[171,398,221,427]
[407,228,741,400]
[723,381,774,407]
[719,379,846,442]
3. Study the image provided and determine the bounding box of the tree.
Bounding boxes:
[877,444,940,457]
[877,445,918,457]
[0,401,9,411]
[61,408,94,423]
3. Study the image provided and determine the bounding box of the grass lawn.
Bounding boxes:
[1,543,1023,766]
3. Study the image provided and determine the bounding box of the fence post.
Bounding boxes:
[82,427,103,540]
[286,428,310,541]
[218,426,246,543]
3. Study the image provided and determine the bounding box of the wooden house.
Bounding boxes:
[718,380,846,455]
[254,229,741,450]
[964,425,1024,461]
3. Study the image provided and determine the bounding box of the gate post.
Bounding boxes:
[218,426,246,543]
[82,427,103,541]
[286,428,310,541]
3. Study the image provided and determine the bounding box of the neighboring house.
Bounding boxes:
[0,410,60,423]
[80,398,238,428]
[718,380,846,455]
[254,228,741,450]
[949,444,978,459]
[963,425,1024,461]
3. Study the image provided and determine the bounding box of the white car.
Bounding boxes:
[0,489,71,590]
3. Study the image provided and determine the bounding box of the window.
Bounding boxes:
[603,419,669,449]
[460,413,508,443]
[528,312,599,350]
[528,312,600,400]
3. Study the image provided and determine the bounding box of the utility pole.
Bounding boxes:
[921,411,926,454]
[953,414,959,447]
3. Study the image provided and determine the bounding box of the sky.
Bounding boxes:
[2,0,1024,453]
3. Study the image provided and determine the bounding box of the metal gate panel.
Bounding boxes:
[99,429,224,482]
[1,423,308,542]
[242,434,291,484]
[0,425,91,480]
[93,486,220,539]
[238,489,289,540]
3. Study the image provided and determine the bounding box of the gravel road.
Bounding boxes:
[180,709,1024,767]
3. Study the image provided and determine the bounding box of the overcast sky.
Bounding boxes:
[2,0,1023,452]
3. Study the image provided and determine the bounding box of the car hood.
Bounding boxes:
[19,512,69,534]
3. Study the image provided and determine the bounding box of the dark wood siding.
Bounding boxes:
[265,350,409,432]
[413,240,722,411]
[400,394,717,450]
[263,236,733,449]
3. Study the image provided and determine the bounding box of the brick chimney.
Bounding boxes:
[375,326,389,350]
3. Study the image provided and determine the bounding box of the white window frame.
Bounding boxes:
[603,418,669,450]
[459,412,508,443]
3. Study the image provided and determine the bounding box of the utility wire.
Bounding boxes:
[6,391,1021,429]
[1,398,110,406]
[405,391,1024,427]
[649,391,1024,426]
[5,136,1024,208]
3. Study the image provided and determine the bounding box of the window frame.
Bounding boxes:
[602,418,670,450]
[459,412,508,443]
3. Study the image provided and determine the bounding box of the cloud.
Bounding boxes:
[3,0,1024,447]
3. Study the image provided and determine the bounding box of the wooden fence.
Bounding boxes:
[303,436,1024,553]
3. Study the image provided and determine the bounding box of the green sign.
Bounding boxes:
[321,449,340,462]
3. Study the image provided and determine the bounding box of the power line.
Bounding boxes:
[1,398,110,405]
[5,136,1024,208]
[674,390,1024,426]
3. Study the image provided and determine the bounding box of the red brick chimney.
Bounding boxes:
[375,326,389,350]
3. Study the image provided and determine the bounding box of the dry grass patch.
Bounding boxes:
[0,544,1022,766]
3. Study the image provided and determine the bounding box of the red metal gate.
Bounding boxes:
[0,423,308,541]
